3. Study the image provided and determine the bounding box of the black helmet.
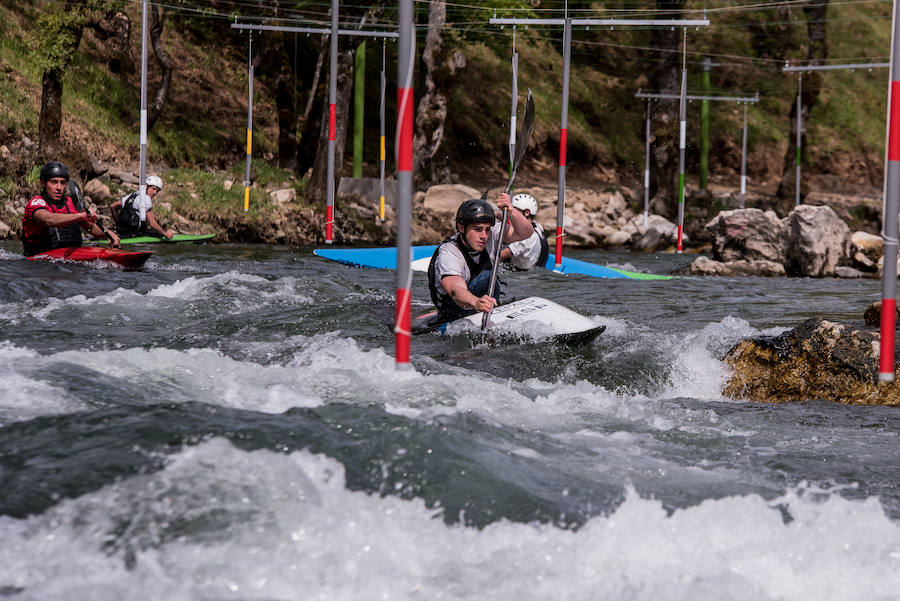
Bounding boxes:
[456,199,495,228]
[40,161,70,182]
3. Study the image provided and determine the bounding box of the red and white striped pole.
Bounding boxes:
[325,0,338,243]
[554,17,572,271]
[879,0,900,382]
[395,0,414,369]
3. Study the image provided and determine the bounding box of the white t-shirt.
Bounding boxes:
[506,222,545,270]
[123,191,153,222]
[432,222,503,297]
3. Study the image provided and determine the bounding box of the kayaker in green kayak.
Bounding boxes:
[111,175,175,240]
[21,162,121,256]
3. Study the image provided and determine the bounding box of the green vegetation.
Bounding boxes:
[0,0,893,200]
[163,160,303,218]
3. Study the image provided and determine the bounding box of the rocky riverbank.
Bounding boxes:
[682,205,890,278]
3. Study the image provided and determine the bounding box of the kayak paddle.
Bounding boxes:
[68,179,119,247]
[480,89,535,343]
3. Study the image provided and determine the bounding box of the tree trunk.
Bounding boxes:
[308,46,354,204]
[148,6,172,131]
[776,1,829,208]
[38,14,85,154]
[646,0,684,219]
[39,70,65,154]
[411,0,465,183]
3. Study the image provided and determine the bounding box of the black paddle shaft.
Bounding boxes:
[480,91,536,341]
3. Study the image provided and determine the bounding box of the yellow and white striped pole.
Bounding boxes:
[243,32,254,212]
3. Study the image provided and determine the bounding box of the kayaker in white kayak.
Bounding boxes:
[21,162,120,256]
[111,175,174,240]
[426,193,533,320]
[499,192,548,271]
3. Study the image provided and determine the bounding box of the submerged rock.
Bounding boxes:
[685,256,784,277]
[723,317,900,405]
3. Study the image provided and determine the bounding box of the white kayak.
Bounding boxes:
[411,296,605,344]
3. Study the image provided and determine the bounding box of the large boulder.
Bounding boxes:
[627,214,684,252]
[846,231,883,273]
[422,184,482,217]
[784,205,850,277]
[706,208,786,263]
[84,178,111,203]
[723,317,899,405]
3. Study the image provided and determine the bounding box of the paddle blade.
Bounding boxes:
[513,90,535,171]
[68,179,85,211]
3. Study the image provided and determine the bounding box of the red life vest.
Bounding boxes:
[22,193,83,256]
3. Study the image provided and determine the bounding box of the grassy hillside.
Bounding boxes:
[0,0,893,207]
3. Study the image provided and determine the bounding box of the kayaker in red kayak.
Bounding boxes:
[21,162,121,256]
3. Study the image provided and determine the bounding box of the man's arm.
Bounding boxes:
[442,274,497,313]
[145,209,174,239]
[31,208,91,228]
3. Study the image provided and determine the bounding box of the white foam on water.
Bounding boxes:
[0,342,88,425]
[0,271,315,324]
[1,439,897,601]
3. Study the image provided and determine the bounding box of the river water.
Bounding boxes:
[0,241,898,600]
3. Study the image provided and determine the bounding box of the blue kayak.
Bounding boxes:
[313,246,672,280]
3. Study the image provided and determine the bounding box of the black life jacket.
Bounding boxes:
[22,194,83,256]
[116,192,145,236]
[536,223,549,269]
[427,234,492,315]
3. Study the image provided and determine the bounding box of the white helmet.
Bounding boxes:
[511,193,538,216]
[146,175,163,190]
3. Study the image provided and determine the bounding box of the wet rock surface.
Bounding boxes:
[723,317,900,405]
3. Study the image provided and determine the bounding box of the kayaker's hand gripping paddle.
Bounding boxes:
[69,179,119,247]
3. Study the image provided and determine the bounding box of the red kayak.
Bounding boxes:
[28,246,153,268]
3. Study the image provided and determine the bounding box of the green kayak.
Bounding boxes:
[96,233,215,245]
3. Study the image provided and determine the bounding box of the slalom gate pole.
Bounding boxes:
[379,39,386,220]
[700,57,710,189]
[740,103,748,208]
[325,0,338,243]
[139,0,148,198]
[554,17,572,270]
[796,75,802,206]
[353,40,365,178]
[644,100,651,227]
[509,29,518,176]
[676,28,686,254]
[243,32,254,212]
[395,0,414,369]
[879,0,900,382]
